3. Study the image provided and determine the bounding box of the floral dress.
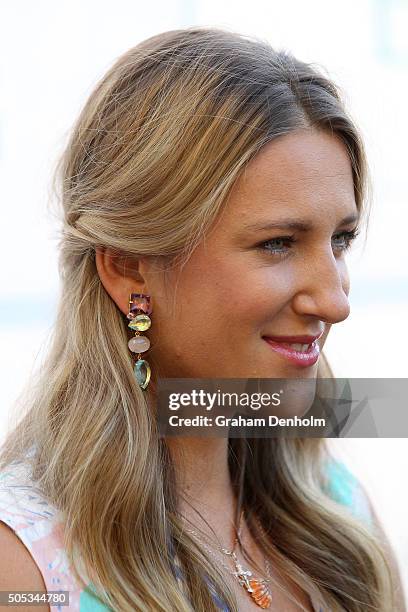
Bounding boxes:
[0,457,372,611]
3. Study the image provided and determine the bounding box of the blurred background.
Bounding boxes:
[1,0,407,597]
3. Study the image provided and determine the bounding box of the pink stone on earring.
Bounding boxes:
[130,293,152,315]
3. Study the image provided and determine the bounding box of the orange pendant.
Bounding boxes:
[231,551,272,608]
[247,579,272,609]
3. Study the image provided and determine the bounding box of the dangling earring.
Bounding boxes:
[127,293,152,390]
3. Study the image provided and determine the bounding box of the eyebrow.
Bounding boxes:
[242,213,360,233]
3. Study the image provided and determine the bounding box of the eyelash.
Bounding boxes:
[258,228,360,258]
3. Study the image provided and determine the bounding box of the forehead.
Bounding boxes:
[225,128,357,224]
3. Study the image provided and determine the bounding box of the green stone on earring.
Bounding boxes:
[134,359,151,389]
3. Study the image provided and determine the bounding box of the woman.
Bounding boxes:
[0,26,405,611]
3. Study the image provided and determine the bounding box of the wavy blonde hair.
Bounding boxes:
[1,26,394,611]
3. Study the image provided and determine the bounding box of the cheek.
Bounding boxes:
[342,271,350,296]
[179,258,297,333]
[337,258,350,295]
[147,252,298,374]
[150,262,254,358]
[146,265,233,361]
[248,268,297,327]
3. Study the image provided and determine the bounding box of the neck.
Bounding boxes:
[166,436,240,546]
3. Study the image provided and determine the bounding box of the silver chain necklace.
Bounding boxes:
[184,509,273,609]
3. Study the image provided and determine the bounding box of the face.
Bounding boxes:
[144,128,358,380]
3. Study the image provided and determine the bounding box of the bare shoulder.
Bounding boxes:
[0,520,50,612]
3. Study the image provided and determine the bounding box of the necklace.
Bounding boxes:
[185,509,273,609]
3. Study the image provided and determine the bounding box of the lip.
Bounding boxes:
[263,332,324,344]
[262,333,323,368]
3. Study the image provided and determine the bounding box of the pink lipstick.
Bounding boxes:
[262,333,323,367]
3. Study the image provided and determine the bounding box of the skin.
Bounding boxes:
[97,127,357,380]
[96,126,359,529]
[95,128,405,610]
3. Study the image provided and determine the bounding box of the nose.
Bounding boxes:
[291,253,350,324]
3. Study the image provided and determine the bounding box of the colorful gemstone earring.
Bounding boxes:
[127,293,152,390]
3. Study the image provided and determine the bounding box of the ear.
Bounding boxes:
[95,248,147,316]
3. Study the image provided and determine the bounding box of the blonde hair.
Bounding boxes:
[1,26,393,611]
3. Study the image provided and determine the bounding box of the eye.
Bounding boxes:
[332,228,360,252]
[257,236,295,257]
[256,227,360,259]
